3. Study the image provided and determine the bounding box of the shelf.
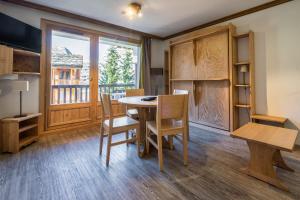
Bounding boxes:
[235,104,251,108]
[19,135,38,148]
[234,61,249,66]
[251,114,287,124]
[13,72,40,76]
[233,33,250,39]
[235,84,250,87]
[170,78,229,81]
[19,124,38,133]
[13,49,40,57]
[2,113,42,122]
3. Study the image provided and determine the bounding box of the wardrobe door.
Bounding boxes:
[196,81,230,130]
[171,41,196,80]
[196,31,228,80]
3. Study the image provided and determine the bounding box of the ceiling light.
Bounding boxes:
[123,2,142,19]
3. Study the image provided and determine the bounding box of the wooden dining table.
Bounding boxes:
[118,96,158,155]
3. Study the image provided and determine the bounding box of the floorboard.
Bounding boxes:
[0,126,299,200]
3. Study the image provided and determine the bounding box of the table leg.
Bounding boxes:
[242,141,289,191]
[137,107,149,156]
[273,150,294,172]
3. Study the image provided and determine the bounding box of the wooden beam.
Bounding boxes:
[2,0,163,39]
[163,0,293,40]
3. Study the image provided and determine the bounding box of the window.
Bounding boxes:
[98,38,140,100]
[50,30,90,105]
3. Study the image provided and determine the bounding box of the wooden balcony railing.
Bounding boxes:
[51,83,135,104]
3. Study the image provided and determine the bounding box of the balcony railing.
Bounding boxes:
[51,83,135,104]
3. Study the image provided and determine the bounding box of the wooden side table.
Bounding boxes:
[1,113,41,153]
[251,114,287,127]
[231,123,298,191]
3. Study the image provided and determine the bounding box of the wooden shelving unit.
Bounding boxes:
[0,44,41,76]
[232,31,255,130]
[0,113,41,153]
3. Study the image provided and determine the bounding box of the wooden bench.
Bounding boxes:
[231,123,298,191]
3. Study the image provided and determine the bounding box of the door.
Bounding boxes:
[196,81,230,130]
[46,29,95,129]
[171,41,196,80]
[196,31,229,80]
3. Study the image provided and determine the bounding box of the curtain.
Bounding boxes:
[139,36,151,95]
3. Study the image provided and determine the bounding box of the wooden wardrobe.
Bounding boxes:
[169,24,236,131]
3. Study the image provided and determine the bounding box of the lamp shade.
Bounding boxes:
[240,65,248,73]
[11,81,29,91]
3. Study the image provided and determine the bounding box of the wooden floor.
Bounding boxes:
[1,126,300,200]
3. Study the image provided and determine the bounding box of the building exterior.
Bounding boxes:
[51,47,83,86]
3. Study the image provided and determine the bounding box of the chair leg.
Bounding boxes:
[146,125,150,155]
[99,124,104,155]
[186,121,190,141]
[106,131,112,166]
[183,128,188,166]
[157,135,164,171]
[136,126,141,156]
[168,136,174,150]
[125,130,129,147]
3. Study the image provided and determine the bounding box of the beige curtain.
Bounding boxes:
[139,37,151,95]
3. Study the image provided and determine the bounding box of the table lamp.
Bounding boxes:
[12,81,29,118]
[240,65,248,85]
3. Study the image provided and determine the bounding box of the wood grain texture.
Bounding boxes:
[231,123,298,152]
[196,31,229,80]
[0,45,13,75]
[48,106,91,127]
[171,42,196,80]
[1,126,300,199]
[196,81,230,130]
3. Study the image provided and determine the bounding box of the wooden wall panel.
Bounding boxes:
[196,81,230,130]
[196,31,229,80]
[48,106,91,127]
[171,42,196,80]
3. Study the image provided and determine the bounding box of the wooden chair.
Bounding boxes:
[173,89,190,141]
[99,93,140,166]
[146,94,188,171]
[125,89,145,119]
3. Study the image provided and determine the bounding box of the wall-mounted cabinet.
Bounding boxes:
[0,45,13,75]
[0,44,40,76]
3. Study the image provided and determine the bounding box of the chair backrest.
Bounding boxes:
[156,94,188,128]
[100,93,113,120]
[126,89,144,97]
[173,89,189,95]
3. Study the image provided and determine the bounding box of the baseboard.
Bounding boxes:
[189,122,230,136]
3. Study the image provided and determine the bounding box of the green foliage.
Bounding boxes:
[120,48,135,84]
[99,46,121,85]
[99,46,135,95]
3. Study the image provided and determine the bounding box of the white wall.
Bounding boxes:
[0,1,141,119]
[161,1,300,143]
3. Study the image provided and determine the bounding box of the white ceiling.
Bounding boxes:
[27,0,273,37]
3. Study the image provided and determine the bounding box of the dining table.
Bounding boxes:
[118,96,158,156]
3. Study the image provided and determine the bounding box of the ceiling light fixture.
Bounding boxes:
[123,2,142,19]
